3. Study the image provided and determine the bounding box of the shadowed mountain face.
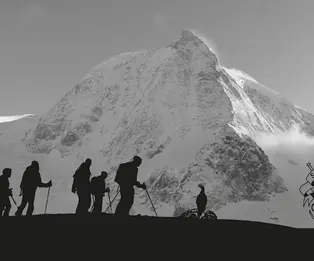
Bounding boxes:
[3,29,313,218]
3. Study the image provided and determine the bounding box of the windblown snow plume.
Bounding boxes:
[224,67,280,99]
[224,68,259,87]
[188,29,220,59]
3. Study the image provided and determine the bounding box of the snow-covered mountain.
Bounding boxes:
[1,29,314,226]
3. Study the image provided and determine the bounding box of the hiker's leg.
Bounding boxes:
[76,190,90,214]
[26,190,36,216]
[76,191,83,214]
[93,195,101,214]
[3,197,11,216]
[99,196,103,213]
[124,189,134,215]
[86,192,91,213]
[115,189,125,216]
[15,192,28,216]
[0,199,4,216]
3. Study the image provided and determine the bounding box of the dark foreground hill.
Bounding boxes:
[0,213,308,257]
[0,212,300,229]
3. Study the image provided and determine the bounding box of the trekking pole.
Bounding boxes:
[10,195,17,206]
[44,186,51,214]
[107,192,113,214]
[90,195,95,213]
[8,188,17,206]
[104,187,120,213]
[144,187,158,217]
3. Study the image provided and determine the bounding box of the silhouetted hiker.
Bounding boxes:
[72,158,92,215]
[0,168,12,217]
[15,161,52,216]
[90,171,110,214]
[196,184,207,218]
[114,156,146,216]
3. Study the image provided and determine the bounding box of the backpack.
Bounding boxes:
[0,175,7,195]
[72,163,86,189]
[114,162,128,186]
[90,176,98,195]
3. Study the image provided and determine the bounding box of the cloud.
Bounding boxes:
[254,124,314,155]
[15,3,48,29]
[0,114,34,123]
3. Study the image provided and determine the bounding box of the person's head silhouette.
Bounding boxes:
[31,161,39,171]
[132,156,142,167]
[2,168,11,178]
[85,158,92,167]
[101,171,108,179]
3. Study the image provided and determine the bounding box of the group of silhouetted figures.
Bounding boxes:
[0,155,209,218]
[71,155,146,216]
[0,156,149,217]
[0,161,52,217]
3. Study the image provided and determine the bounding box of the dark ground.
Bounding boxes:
[0,213,308,257]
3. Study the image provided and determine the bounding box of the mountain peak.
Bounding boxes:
[176,29,209,50]
[168,29,219,66]
[181,29,197,39]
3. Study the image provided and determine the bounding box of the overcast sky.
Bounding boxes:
[0,0,313,115]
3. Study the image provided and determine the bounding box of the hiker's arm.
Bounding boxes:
[20,172,26,189]
[104,182,110,193]
[37,173,51,188]
[37,173,45,187]
[135,180,146,189]
[133,169,145,189]
[135,181,142,188]
[133,169,141,188]
[71,177,77,193]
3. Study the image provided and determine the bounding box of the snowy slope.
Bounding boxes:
[216,133,314,228]
[224,67,314,137]
[0,30,313,226]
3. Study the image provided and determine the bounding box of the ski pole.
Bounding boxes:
[105,187,120,213]
[8,188,17,206]
[145,187,158,217]
[107,191,113,214]
[44,186,51,214]
[90,195,95,213]
[10,195,17,206]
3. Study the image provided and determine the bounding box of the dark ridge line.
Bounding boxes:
[0,213,299,229]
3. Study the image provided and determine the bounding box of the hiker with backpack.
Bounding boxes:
[114,156,146,216]
[15,161,52,216]
[90,171,110,214]
[0,168,13,217]
[71,158,92,215]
